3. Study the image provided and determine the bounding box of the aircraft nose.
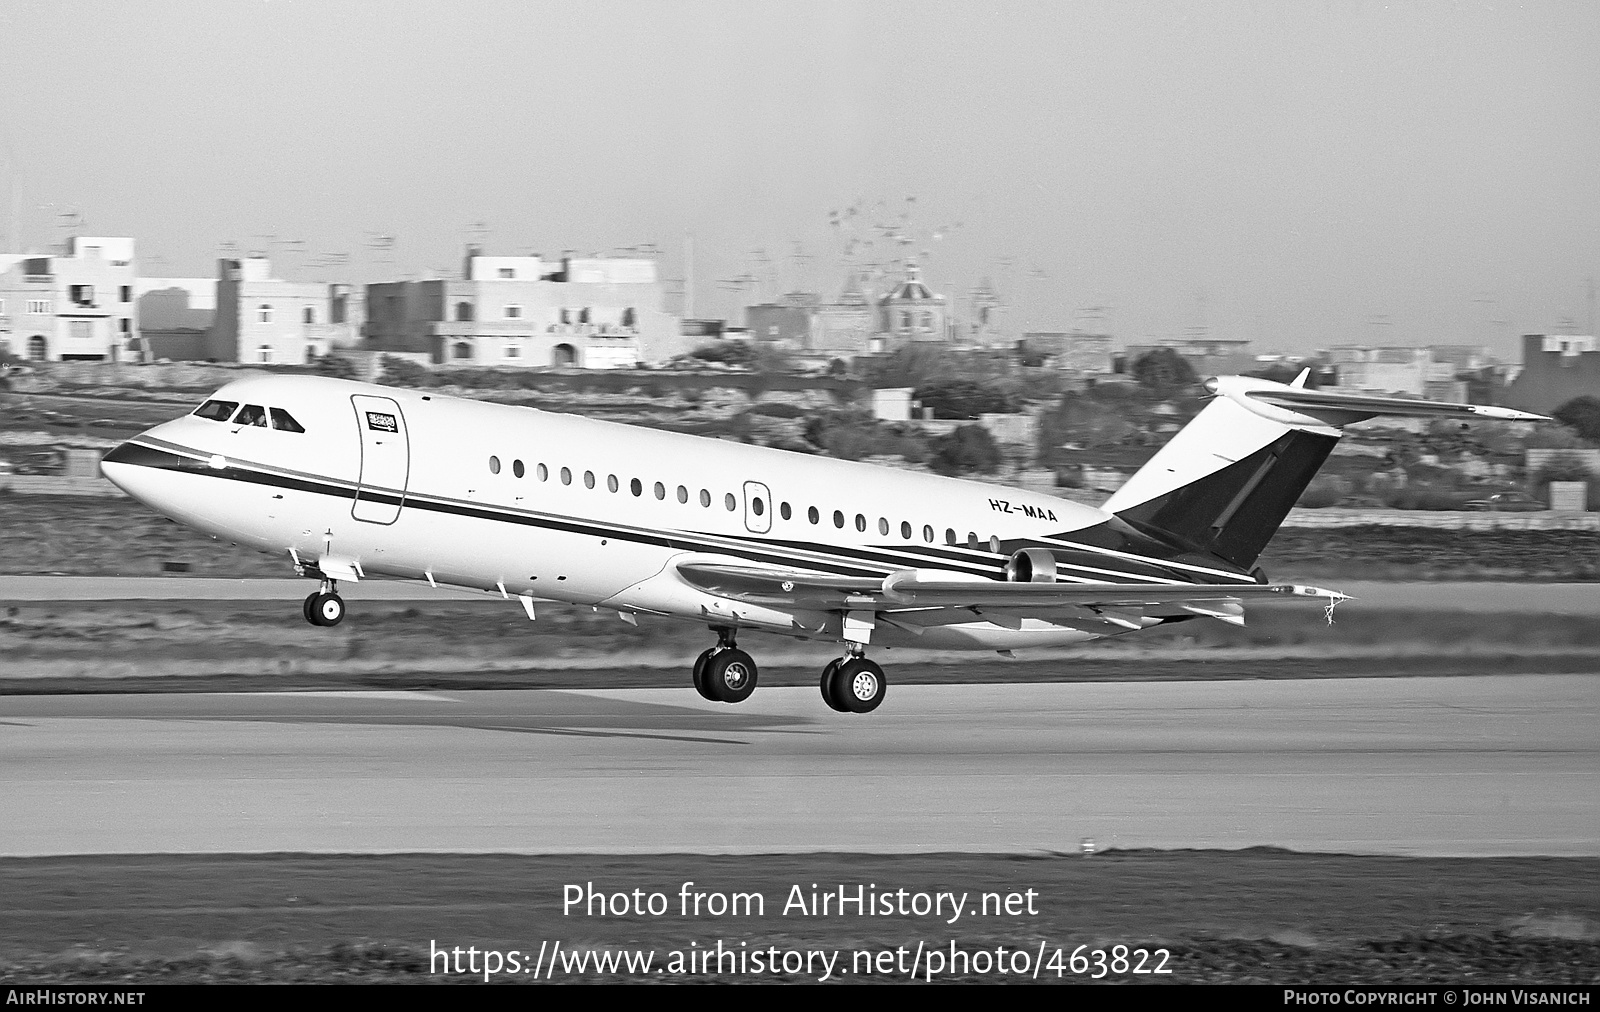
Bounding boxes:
[101,434,185,506]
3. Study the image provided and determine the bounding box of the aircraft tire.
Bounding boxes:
[819,659,850,712]
[691,648,719,701]
[704,648,757,704]
[302,592,321,626]
[312,592,346,627]
[833,658,886,714]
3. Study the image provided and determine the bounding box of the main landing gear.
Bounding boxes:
[302,579,346,627]
[819,647,887,714]
[687,628,888,713]
[693,627,758,703]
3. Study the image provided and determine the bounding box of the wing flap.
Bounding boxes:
[879,571,1345,609]
[677,559,1346,616]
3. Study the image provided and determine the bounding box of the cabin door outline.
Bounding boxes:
[742,480,772,534]
[351,394,410,524]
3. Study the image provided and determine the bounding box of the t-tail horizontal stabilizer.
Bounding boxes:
[1103,376,1547,570]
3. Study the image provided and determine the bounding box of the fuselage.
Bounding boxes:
[103,375,1253,650]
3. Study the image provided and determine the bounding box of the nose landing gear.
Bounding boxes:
[302,579,346,627]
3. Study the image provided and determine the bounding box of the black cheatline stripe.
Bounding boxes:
[715,534,1178,586]
[124,441,886,579]
[749,536,1005,578]
[1033,534,1253,584]
[134,438,1192,586]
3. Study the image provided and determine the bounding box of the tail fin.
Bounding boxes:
[1101,377,1546,569]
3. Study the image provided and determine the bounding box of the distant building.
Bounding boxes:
[1502,334,1600,415]
[210,257,363,365]
[871,387,914,421]
[1020,331,1114,374]
[0,237,138,362]
[964,278,1006,347]
[1328,345,1465,401]
[366,248,682,368]
[745,292,819,348]
[1124,336,1255,378]
[135,277,216,361]
[876,262,948,345]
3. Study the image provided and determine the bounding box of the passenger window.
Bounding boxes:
[677,485,688,503]
[855,514,866,532]
[989,535,1001,553]
[901,521,912,539]
[946,528,957,545]
[967,533,979,550]
[724,493,736,511]
[923,525,934,543]
[490,456,501,474]
[878,518,889,536]
[654,482,665,500]
[607,474,618,492]
[808,506,819,524]
[833,510,844,528]
[537,463,548,481]
[700,489,711,507]
[752,497,765,516]
[233,404,268,427]
[631,478,643,497]
[513,460,525,478]
[560,467,572,485]
[268,408,305,433]
[780,502,791,520]
[584,471,595,489]
[194,399,239,421]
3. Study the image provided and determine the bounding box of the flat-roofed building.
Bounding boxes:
[1021,331,1114,374]
[0,237,138,362]
[1503,334,1600,415]
[1124,336,1255,378]
[365,248,683,368]
[1328,345,1464,400]
[210,257,363,365]
[135,277,216,361]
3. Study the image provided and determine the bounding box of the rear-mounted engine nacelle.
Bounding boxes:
[1004,548,1057,583]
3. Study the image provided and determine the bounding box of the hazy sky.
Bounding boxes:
[2,0,1597,355]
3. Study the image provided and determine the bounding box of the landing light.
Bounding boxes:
[1202,377,1219,395]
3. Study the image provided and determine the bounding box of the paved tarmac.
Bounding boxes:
[4,576,1600,612]
[1,676,1593,858]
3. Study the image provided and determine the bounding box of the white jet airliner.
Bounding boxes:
[100,370,1542,713]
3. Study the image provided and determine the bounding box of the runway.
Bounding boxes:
[1,675,1594,858]
[4,576,1600,612]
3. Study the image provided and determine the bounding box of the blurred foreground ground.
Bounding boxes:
[1,852,1594,983]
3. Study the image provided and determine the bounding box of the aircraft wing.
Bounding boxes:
[675,561,1345,624]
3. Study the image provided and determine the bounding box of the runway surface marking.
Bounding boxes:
[1,675,1594,859]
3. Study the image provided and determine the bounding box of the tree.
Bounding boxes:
[929,424,1001,476]
[913,378,1017,419]
[688,341,757,367]
[378,355,432,387]
[314,354,359,380]
[1131,348,1198,391]
[1553,396,1600,442]
[859,344,957,389]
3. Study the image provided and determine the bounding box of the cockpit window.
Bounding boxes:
[194,399,238,421]
[233,404,268,427]
[269,408,305,433]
